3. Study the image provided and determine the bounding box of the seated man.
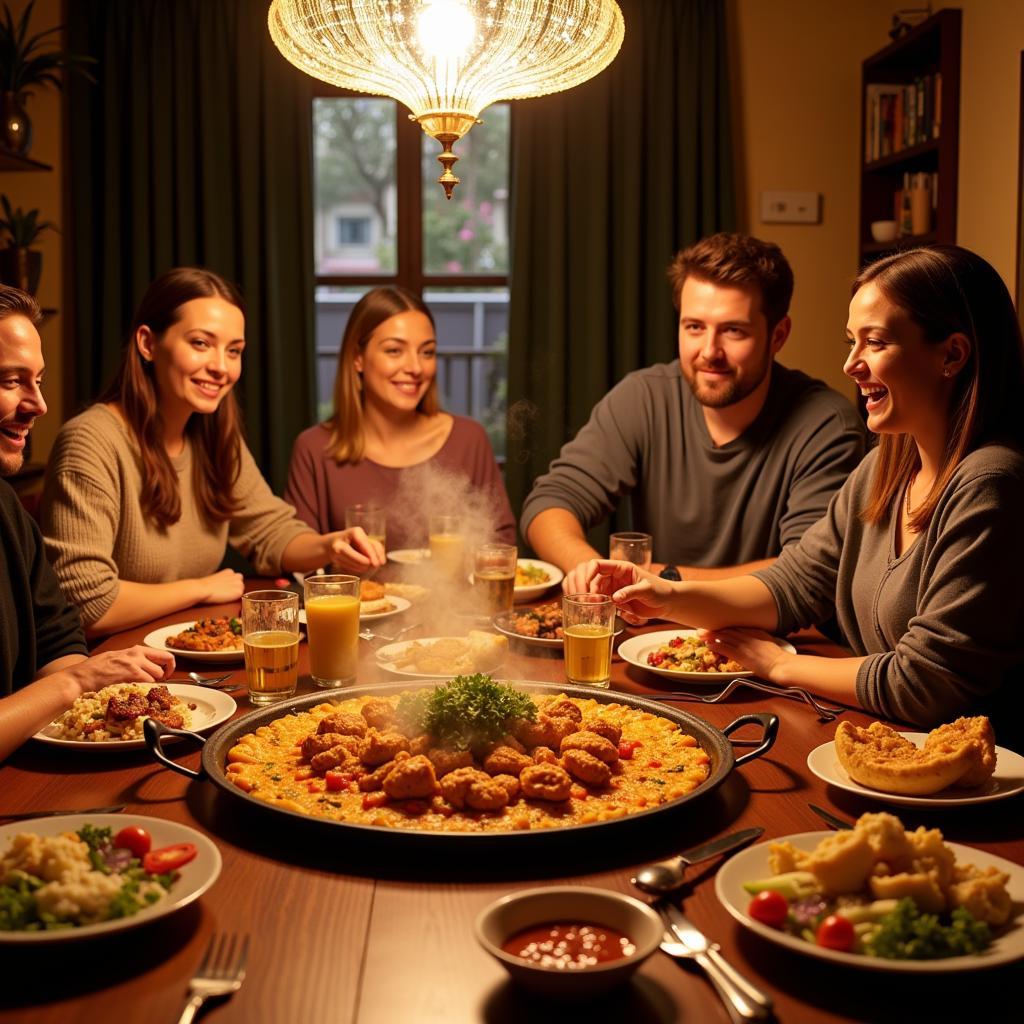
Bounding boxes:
[523,233,867,579]
[0,285,174,760]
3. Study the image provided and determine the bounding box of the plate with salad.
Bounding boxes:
[0,814,221,943]
[715,821,1024,971]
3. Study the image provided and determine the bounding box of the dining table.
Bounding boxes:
[2,576,1022,1024]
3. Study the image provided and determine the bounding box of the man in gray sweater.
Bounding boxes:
[523,233,867,578]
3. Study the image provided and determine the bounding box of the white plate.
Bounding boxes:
[715,831,1024,972]
[807,734,1024,808]
[491,611,625,650]
[514,559,563,602]
[144,621,244,662]
[33,684,237,751]
[375,636,507,679]
[0,813,222,944]
[387,548,431,565]
[299,595,411,625]
[618,629,796,682]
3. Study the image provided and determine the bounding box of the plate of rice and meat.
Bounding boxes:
[145,617,244,662]
[33,684,236,751]
[618,629,796,682]
[493,601,624,650]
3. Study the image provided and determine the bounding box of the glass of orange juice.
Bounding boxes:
[242,590,300,705]
[428,514,466,582]
[303,573,360,688]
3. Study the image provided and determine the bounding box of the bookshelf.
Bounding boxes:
[859,9,961,266]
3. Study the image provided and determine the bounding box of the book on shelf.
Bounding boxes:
[864,75,942,162]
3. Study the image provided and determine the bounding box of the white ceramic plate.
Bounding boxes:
[513,559,564,602]
[0,813,222,944]
[299,595,411,625]
[491,611,625,650]
[387,548,431,565]
[807,734,1024,808]
[375,636,506,679]
[33,684,236,751]
[618,629,796,682]
[144,622,244,662]
[715,831,1024,972]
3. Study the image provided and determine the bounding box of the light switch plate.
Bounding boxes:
[760,190,821,224]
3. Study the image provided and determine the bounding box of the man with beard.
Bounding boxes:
[522,233,867,577]
[0,285,174,760]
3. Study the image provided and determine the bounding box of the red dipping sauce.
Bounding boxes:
[502,921,636,970]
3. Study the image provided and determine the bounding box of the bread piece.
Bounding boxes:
[383,582,429,603]
[468,630,508,672]
[922,716,997,788]
[360,580,386,602]
[359,598,395,616]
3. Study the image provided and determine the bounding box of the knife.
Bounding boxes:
[0,804,127,822]
[631,826,764,894]
[660,902,773,1020]
[808,803,853,830]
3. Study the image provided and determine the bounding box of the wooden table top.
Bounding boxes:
[2,585,1022,1024]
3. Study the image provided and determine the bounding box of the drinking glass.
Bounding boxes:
[562,593,615,689]
[345,504,386,553]
[242,590,300,705]
[428,514,466,582]
[609,531,653,572]
[303,573,360,688]
[473,543,517,617]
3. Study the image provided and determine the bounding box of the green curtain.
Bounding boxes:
[67,0,315,492]
[506,0,736,550]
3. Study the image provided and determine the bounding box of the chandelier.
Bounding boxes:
[268,0,625,197]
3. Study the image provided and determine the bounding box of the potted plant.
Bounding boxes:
[0,0,94,155]
[0,193,55,294]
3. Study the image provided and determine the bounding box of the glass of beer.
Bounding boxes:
[473,543,517,618]
[562,593,615,689]
[609,531,653,572]
[303,573,360,688]
[428,514,466,582]
[345,504,386,555]
[242,590,300,705]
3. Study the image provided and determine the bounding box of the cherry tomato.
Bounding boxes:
[143,843,197,874]
[113,826,152,858]
[815,914,855,951]
[747,890,789,928]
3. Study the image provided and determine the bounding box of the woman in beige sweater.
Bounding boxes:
[568,246,1024,727]
[43,268,384,634]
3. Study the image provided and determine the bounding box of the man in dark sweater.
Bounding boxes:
[0,285,174,760]
[523,233,867,579]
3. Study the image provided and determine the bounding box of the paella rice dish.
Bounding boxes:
[166,616,243,652]
[225,676,712,833]
[50,685,196,742]
[647,634,743,674]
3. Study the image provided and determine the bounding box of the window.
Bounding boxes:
[313,94,510,456]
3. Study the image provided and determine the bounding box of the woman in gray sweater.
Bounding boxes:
[569,246,1024,728]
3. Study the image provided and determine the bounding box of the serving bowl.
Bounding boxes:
[475,886,662,998]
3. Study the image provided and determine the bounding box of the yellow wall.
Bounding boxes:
[4,0,64,464]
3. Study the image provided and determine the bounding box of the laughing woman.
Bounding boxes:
[42,268,383,635]
[568,246,1024,729]
[284,286,514,551]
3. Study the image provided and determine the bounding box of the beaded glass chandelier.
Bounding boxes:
[268,0,625,197]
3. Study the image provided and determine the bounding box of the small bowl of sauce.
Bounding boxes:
[475,887,662,999]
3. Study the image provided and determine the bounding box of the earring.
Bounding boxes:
[943,369,952,377]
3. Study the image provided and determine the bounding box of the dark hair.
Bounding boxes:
[855,245,1024,529]
[325,285,439,463]
[0,284,40,324]
[667,233,795,332]
[97,267,247,528]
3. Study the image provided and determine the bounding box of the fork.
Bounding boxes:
[640,677,844,722]
[168,672,234,688]
[176,932,249,1024]
[359,622,421,645]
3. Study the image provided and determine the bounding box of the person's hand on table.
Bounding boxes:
[327,527,386,573]
[563,558,679,625]
[198,568,245,603]
[61,645,176,696]
[697,627,797,683]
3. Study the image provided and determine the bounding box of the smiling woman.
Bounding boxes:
[40,268,386,635]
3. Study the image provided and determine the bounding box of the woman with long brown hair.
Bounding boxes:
[285,285,514,550]
[42,267,383,634]
[567,246,1024,728]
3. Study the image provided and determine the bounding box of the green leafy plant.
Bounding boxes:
[0,194,56,248]
[0,0,95,97]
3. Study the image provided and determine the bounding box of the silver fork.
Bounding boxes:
[642,677,844,722]
[359,622,421,645]
[168,672,235,689]
[176,932,249,1024]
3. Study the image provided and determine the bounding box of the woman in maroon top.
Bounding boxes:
[285,287,514,551]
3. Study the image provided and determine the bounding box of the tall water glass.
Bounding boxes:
[303,573,360,688]
[609,531,653,572]
[562,593,615,689]
[242,590,300,705]
[345,504,386,554]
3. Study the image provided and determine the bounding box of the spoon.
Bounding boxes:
[632,827,764,895]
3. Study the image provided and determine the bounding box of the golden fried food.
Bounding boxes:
[834,718,997,796]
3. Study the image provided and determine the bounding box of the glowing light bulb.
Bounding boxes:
[417,0,476,60]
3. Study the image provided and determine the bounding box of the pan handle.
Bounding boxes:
[722,712,779,767]
[143,718,208,781]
